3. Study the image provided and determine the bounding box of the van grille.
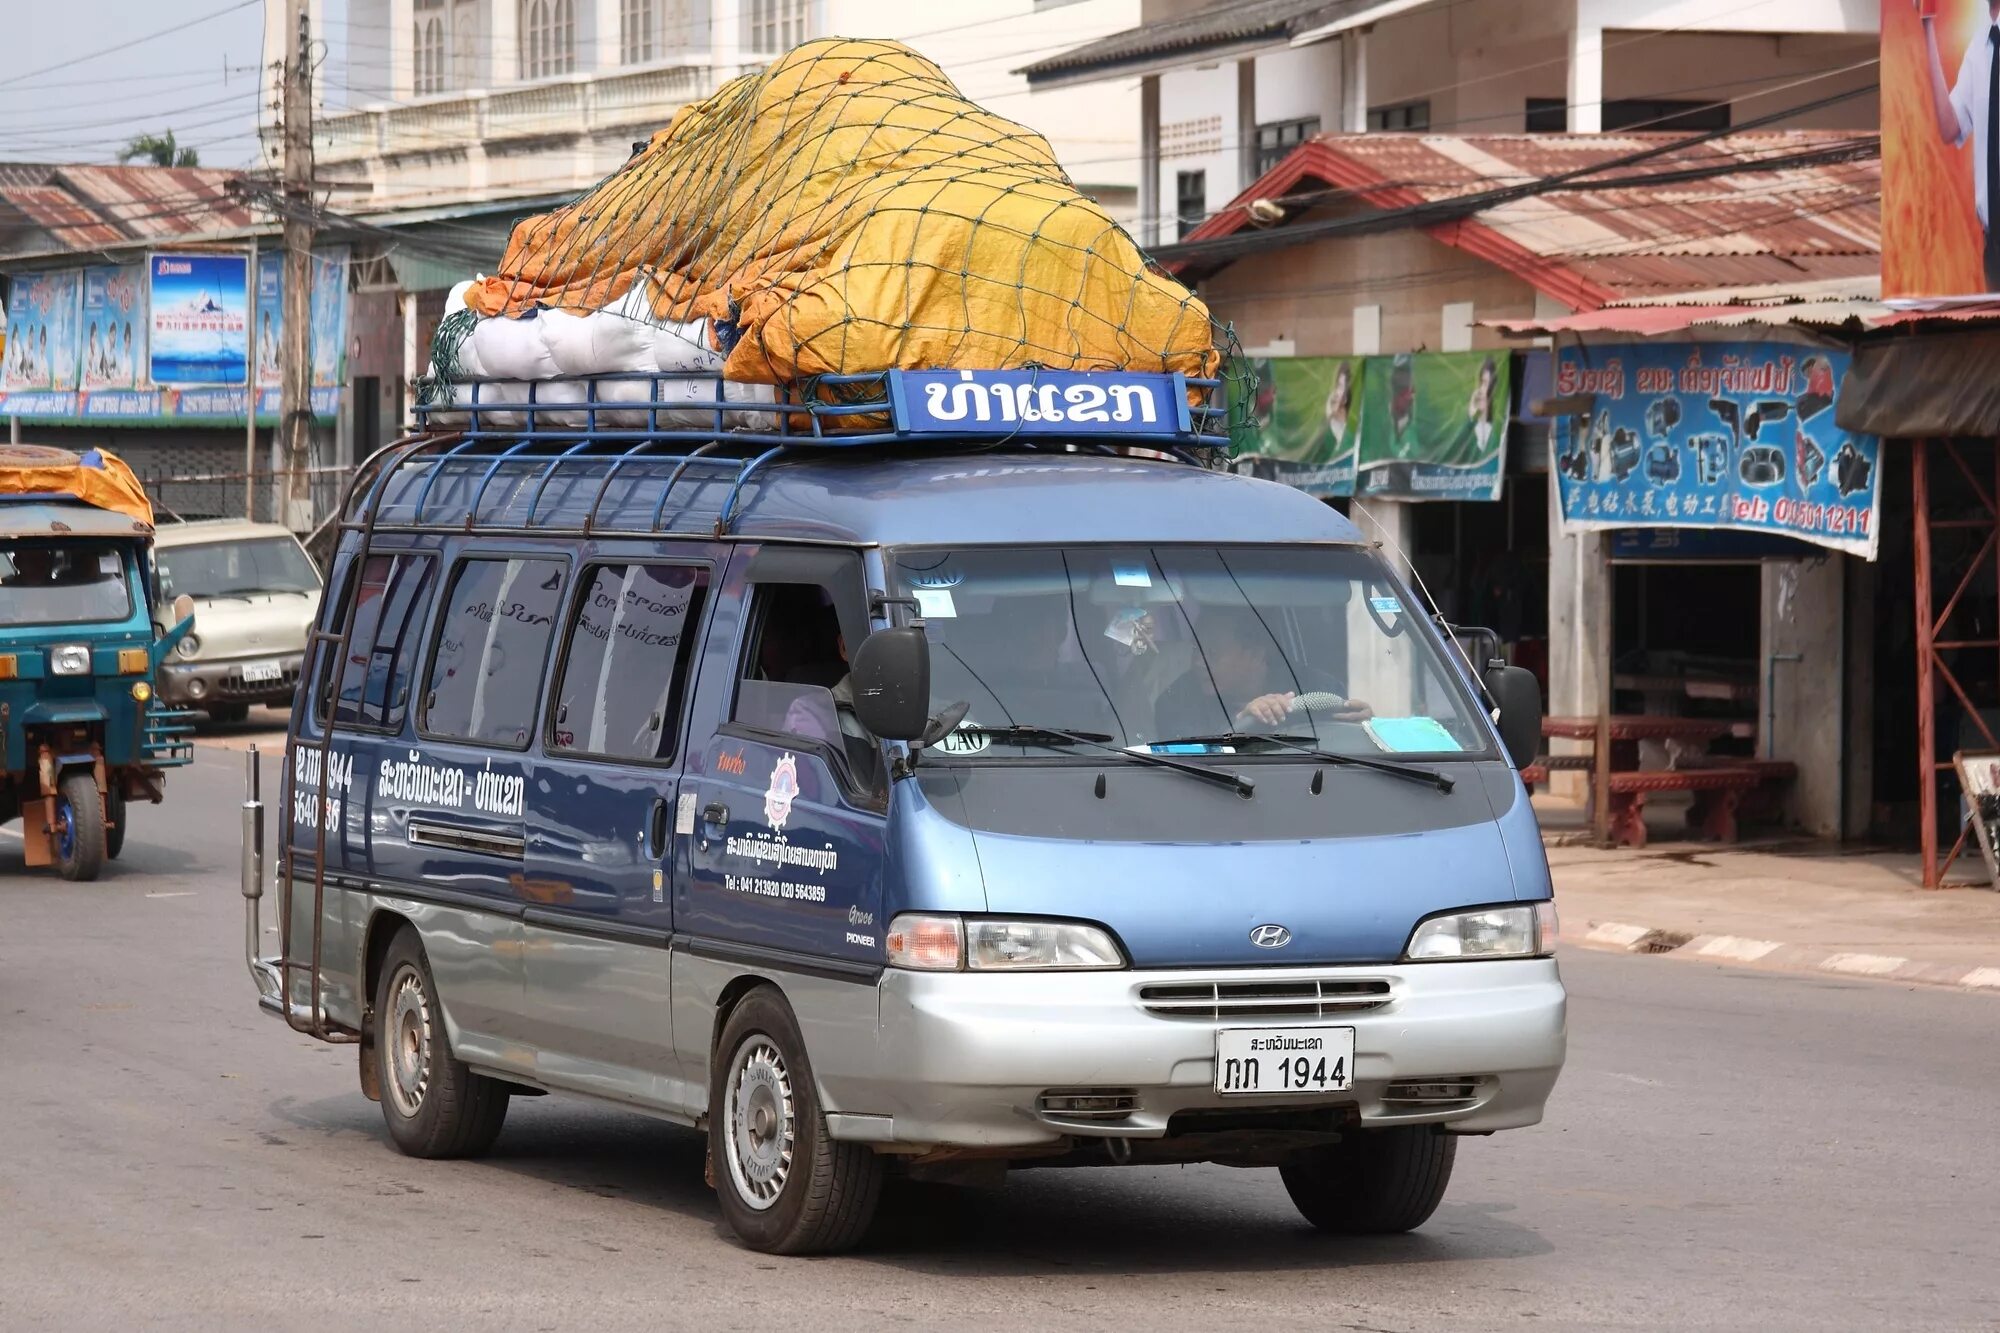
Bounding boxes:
[218,665,300,699]
[1138,977,1392,1021]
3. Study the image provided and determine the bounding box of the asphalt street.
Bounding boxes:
[2,738,1996,1331]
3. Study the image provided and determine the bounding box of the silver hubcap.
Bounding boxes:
[723,1035,796,1211]
[386,964,432,1118]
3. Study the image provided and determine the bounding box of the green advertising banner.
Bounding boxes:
[1355,349,1509,501]
[1230,356,1363,497]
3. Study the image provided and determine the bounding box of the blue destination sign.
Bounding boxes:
[890,369,1192,436]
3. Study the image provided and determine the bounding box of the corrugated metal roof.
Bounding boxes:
[1174,130,1879,310]
[1019,0,1360,81]
[0,163,254,261]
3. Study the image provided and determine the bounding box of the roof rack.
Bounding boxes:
[384,367,1228,537]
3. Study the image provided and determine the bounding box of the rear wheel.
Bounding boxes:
[373,927,509,1158]
[53,772,105,882]
[710,987,883,1254]
[1280,1125,1457,1234]
[105,787,127,861]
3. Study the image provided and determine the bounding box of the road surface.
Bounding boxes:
[1,740,1994,1330]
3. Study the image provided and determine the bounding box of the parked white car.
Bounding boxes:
[151,520,322,722]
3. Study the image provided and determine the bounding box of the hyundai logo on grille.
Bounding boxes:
[1249,924,1292,949]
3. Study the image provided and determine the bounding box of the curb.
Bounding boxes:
[1565,920,2000,993]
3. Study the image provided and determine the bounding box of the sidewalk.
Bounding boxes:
[1536,796,2000,992]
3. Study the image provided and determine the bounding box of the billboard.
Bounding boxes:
[254,251,282,388]
[1552,342,1884,560]
[149,252,249,386]
[2,270,82,412]
[1231,356,1363,496]
[1883,0,2000,297]
[80,263,146,392]
[255,247,350,390]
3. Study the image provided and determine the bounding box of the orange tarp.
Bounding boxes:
[0,444,153,526]
[467,38,1219,385]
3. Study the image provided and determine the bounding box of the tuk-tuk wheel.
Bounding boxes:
[54,772,106,882]
[105,788,126,861]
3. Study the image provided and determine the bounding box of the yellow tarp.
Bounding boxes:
[0,444,153,526]
[467,38,1220,386]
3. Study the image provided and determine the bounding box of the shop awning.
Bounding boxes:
[1838,330,2000,438]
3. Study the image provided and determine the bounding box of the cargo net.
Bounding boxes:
[423,37,1234,434]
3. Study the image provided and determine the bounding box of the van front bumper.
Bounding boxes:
[158,654,304,709]
[826,958,1566,1150]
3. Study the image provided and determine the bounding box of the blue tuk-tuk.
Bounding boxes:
[1,447,196,880]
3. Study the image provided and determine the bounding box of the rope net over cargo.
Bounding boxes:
[428,38,1225,424]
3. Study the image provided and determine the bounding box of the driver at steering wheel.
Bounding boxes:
[1156,608,1372,733]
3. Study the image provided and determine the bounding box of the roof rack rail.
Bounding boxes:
[389,367,1228,537]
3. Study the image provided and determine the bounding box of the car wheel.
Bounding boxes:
[105,787,127,861]
[1280,1125,1457,1234]
[53,772,106,882]
[710,986,882,1255]
[374,926,509,1158]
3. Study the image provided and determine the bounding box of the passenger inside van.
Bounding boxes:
[745,584,879,788]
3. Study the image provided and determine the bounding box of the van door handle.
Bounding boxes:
[701,802,730,830]
[647,798,668,857]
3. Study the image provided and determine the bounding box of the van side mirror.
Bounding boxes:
[1483,664,1542,770]
[850,625,931,742]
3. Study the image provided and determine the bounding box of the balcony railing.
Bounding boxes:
[317,59,720,164]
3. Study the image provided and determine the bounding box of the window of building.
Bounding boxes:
[319,553,437,731]
[422,557,567,748]
[732,582,880,794]
[549,563,709,761]
[1175,169,1206,240]
[1254,116,1319,177]
[413,0,447,95]
[745,0,808,57]
[621,0,657,64]
[1366,100,1430,132]
[520,0,577,79]
[1525,97,1730,134]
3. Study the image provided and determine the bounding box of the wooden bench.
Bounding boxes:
[1521,761,1797,847]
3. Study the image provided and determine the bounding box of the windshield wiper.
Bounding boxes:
[967,723,1255,797]
[1153,732,1454,793]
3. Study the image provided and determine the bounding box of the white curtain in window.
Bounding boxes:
[521,0,577,78]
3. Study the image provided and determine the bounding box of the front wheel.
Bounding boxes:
[1280,1125,1457,1234]
[54,772,106,882]
[709,987,883,1254]
[373,927,509,1158]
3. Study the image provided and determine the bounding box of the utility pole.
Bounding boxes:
[279,0,315,531]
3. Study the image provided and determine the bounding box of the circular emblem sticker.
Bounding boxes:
[764,753,800,831]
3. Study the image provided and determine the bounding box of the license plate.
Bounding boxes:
[1215,1026,1354,1096]
[239,659,282,683]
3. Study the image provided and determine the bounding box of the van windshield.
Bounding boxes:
[160,537,320,599]
[0,540,132,627]
[887,545,1488,761]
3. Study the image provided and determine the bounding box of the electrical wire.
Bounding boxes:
[0,0,263,91]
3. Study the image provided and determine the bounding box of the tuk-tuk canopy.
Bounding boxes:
[0,444,153,528]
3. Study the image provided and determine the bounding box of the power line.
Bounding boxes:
[0,0,263,91]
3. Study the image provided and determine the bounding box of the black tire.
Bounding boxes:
[373,927,509,1159]
[54,772,106,882]
[105,787,126,861]
[207,703,250,725]
[1280,1125,1458,1234]
[709,987,883,1255]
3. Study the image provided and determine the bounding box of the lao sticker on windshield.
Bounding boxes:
[1113,564,1152,588]
[914,588,956,618]
[1370,595,1402,615]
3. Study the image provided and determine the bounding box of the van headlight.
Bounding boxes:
[49,644,92,676]
[1404,901,1558,960]
[175,634,201,660]
[885,914,1125,971]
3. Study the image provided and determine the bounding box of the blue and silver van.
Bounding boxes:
[246,368,1563,1255]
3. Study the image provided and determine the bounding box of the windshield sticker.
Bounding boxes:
[1113,563,1152,588]
[763,752,800,830]
[1146,742,1235,755]
[913,588,956,618]
[1364,716,1463,753]
[1369,595,1403,615]
[937,724,991,755]
[99,553,120,575]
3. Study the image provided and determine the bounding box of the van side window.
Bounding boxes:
[550,563,709,761]
[734,582,881,793]
[422,557,566,748]
[318,552,436,730]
